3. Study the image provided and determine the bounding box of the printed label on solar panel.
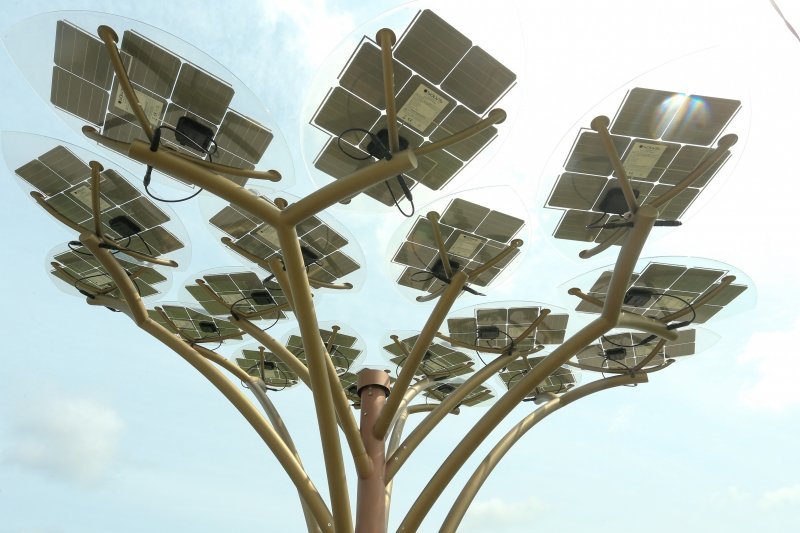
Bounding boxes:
[69,184,112,211]
[113,86,164,126]
[397,84,449,132]
[623,142,668,178]
[449,234,484,258]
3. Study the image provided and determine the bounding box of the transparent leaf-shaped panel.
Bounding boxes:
[4,11,294,188]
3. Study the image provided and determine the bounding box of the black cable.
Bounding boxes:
[473,347,488,366]
[585,211,610,229]
[262,313,281,332]
[335,127,414,217]
[72,272,114,295]
[507,370,528,389]
[271,364,290,391]
[602,292,696,348]
[385,179,415,217]
[336,128,374,160]
[125,269,142,297]
[229,294,282,331]
[135,233,154,256]
[68,235,132,256]
[600,356,631,379]
[330,346,352,376]
[143,125,207,203]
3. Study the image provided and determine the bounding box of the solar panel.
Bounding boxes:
[310,9,515,205]
[391,198,524,295]
[50,246,167,299]
[148,304,242,343]
[235,346,300,389]
[284,328,363,375]
[382,334,474,379]
[498,356,576,398]
[48,19,274,185]
[574,260,748,324]
[210,197,361,285]
[544,88,740,244]
[446,305,569,351]
[184,271,289,321]
[423,381,494,407]
[15,144,185,258]
[575,328,698,370]
[339,372,362,405]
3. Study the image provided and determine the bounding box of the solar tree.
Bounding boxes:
[2,7,753,533]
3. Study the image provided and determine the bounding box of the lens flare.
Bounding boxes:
[652,93,686,137]
[667,95,710,140]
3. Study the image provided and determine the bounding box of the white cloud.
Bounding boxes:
[759,484,800,509]
[461,496,547,532]
[4,389,124,484]
[737,317,800,412]
[709,484,800,510]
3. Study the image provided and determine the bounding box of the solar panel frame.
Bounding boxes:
[236,347,300,389]
[392,198,524,294]
[499,356,576,396]
[50,248,167,299]
[423,381,494,407]
[15,145,185,258]
[210,197,361,284]
[575,328,698,370]
[48,18,274,184]
[185,271,289,320]
[309,9,515,205]
[148,304,242,342]
[446,305,570,352]
[284,328,363,374]
[382,334,474,379]
[544,88,741,245]
[576,261,748,324]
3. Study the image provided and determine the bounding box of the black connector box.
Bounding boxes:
[250,290,275,306]
[477,325,501,340]
[176,116,214,153]
[108,215,142,238]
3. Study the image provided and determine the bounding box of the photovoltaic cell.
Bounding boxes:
[51,247,167,299]
[210,199,360,284]
[575,329,698,370]
[382,334,474,379]
[15,145,184,258]
[285,328,362,375]
[185,271,288,321]
[392,198,523,294]
[446,306,569,352]
[311,9,515,204]
[499,356,575,396]
[575,261,747,325]
[423,381,494,407]
[544,88,740,244]
[148,304,242,342]
[49,19,273,185]
[236,347,300,389]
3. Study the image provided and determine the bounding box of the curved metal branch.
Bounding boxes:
[373,271,468,440]
[79,233,333,528]
[440,372,649,532]
[397,205,657,531]
[385,350,519,482]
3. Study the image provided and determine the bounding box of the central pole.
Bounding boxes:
[356,369,391,533]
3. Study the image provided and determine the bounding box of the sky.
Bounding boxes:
[1,0,799,532]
